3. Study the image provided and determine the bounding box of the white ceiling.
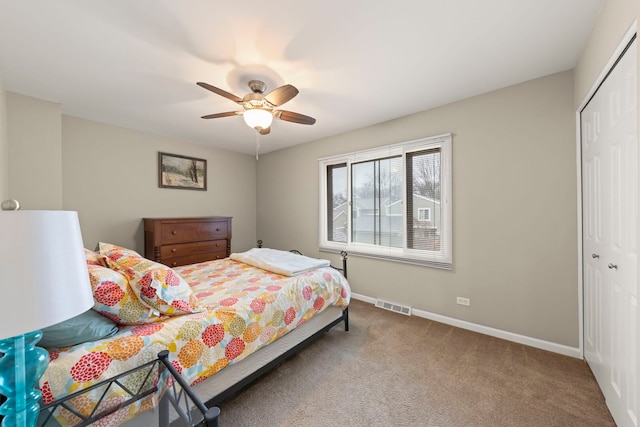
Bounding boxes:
[0,0,602,155]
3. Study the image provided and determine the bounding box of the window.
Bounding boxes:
[319,134,452,269]
[418,208,431,221]
[327,163,347,243]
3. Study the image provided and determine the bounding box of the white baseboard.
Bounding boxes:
[350,292,582,359]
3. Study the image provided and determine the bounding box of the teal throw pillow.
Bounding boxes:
[40,309,119,348]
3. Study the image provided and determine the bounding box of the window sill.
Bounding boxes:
[319,247,453,270]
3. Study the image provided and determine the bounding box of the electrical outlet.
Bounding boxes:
[456,297,470,306]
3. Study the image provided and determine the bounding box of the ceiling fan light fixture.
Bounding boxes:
[199,79,315,134]
[243,109,273,130]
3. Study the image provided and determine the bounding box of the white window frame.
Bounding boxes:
[418,208,431,221]
[318,133,452,269]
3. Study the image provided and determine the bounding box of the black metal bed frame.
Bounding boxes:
[35,248,349,427]
[37,350,220,427]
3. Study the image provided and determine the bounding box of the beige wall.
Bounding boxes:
[61,116,257,254]
[4,91,257,255]
[574,0,638,106]
[7,92,63,209]
[258,71,578,347]
[0,76,8,200]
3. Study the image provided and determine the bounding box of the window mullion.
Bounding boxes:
[402,152,408,251]
[347,160,352,246]
[375,159,379,245]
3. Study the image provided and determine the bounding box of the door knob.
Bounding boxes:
[592,254,600,258]
[608,263,618,269]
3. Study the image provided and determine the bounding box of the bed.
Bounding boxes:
[34,243,351,427]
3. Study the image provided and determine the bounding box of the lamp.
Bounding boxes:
[243,109,273,131]
[0,207,93,427]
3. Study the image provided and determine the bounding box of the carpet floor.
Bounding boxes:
[217,299,615,427]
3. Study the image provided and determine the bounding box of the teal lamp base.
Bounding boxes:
[0,331,49,427]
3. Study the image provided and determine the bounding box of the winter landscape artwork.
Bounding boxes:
[159,152,207,190]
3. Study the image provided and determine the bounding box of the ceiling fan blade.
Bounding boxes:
[264,84,299,106]
[197,82,243,103]
[201,111,242,119]
[258,127,271,135]
[274,110,316,125]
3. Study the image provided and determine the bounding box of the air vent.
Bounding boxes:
[375,299,412,316]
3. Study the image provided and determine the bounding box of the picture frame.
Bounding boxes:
[158,152,207,190]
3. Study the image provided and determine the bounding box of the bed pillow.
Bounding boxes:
[84,248,107,266]
[40,309,119,348]
[99,243,202,316]
[87,264,168,325]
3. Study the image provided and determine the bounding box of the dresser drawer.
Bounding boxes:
[164,251,227,268]
[160,221,229,245]
[160,240,227,259]
[143,216,232,265]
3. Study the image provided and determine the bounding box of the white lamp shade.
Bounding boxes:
[243,109,273,129]
[0,211,94,339]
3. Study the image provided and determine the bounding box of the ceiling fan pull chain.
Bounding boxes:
[255,132,260,160]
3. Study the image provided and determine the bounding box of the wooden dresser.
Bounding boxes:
[143,216,232,267]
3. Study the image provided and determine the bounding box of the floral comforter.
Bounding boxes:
[40,258,351,426]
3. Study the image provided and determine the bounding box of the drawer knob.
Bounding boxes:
[171,248,177,253]
[172,261,178,267]
[216,228,221,232]
[172,230,177,235]
[215,243,220,247]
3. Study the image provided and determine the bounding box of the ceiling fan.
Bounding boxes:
[197,80,316,135]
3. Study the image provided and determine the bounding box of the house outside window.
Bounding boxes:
[319,134,452,269]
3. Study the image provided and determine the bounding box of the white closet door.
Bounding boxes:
[582,37,638,427]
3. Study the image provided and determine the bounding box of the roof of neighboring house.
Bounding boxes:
[387,194,441,209]
[333,210,347,221]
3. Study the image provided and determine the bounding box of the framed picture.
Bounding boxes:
[158,152,207,190]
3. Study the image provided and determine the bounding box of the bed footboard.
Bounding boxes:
[37,352,220,427]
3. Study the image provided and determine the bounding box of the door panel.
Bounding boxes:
[583,83,610,379]
[582,37,638,427]
[584,262,603,363]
